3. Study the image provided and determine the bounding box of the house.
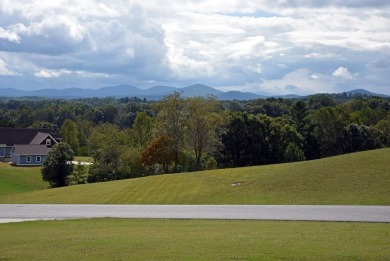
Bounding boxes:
[0,144,11,159]
[0,127,61,166]
[11,145,49,166]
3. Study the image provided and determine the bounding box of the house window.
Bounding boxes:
[26,156,31,162]
[46,139,51,146]
[36,156,41,162]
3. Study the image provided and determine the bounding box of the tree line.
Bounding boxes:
[1,93,389,186]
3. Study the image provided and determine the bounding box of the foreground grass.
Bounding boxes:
[0,219,389,261]
[0,148,389,205]
[0,163,46,196]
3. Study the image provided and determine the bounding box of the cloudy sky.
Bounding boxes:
[0,0,389,95]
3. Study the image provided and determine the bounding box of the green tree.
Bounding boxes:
[118,147,145,178]
[310,107,344,157]
[0,110,15,127]
[15,105,34,127]
[268,117,304,163]
[101,104,118,124]
[72,162,86,184]
[131,111,153,148]
[185,96,223,170]
[60,119,80,154]
[90,108,104,125]
[87,124,126,182]
[284,142,305,162]
[351,108,387,126]
[76,119,94,156]
[41,143,74,187]
[30,121,59,132]
[154,92,186,172]
[34,104,57,124]
[57,104,76,126]
[375,115,390,146]
[218,113,269,167]
[291,100,309,134]
[338,124,378,153]
[308,94,336,110]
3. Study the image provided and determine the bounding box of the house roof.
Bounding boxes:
[11,144,49,155]
[30,132,58,145]
[49,132,62,141]
[0,127,60,146]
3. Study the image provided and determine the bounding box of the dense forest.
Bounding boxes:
[1,92,389,184]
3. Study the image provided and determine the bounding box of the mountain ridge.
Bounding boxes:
[0,85,388,100]
[0,84,265,100]
[344,89,389,98]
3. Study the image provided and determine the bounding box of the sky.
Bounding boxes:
[0,0,389,96]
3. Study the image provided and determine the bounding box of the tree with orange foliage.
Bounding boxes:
[140,135,175,173]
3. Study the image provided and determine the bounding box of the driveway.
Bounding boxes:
[1,204,389,223]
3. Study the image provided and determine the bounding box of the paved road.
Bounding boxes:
[1,205,389,223]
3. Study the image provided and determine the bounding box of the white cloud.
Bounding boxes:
[311,74,319,80]
[0,27,20,43]
[304,53,339,59]
[332,67,353,79]
[0,59,16,76]
[260,69,337,95]
[35,69,109,78]
[35,69,69,78]
[0,0,389,95]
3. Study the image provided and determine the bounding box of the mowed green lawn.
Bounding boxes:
[1,150,389,260]
[0,148,389,205]
[0,219,389,261]
[0,163,47,196]
[74,156,93,162]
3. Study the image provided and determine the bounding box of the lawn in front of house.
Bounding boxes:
[0,162,47,195]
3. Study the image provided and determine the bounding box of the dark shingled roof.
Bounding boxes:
[0,128,60,146]
[11,144,49,155]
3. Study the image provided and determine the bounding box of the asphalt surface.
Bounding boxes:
[1,204,389,223]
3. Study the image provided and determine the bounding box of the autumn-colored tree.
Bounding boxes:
[141,135,175,173]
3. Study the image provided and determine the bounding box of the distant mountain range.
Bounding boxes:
[343,89,389,98]
[0,84,270,100]
[0,84,387,100]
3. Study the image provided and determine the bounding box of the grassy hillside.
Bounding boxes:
[0,163,47,196]
[0,148,389,205]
